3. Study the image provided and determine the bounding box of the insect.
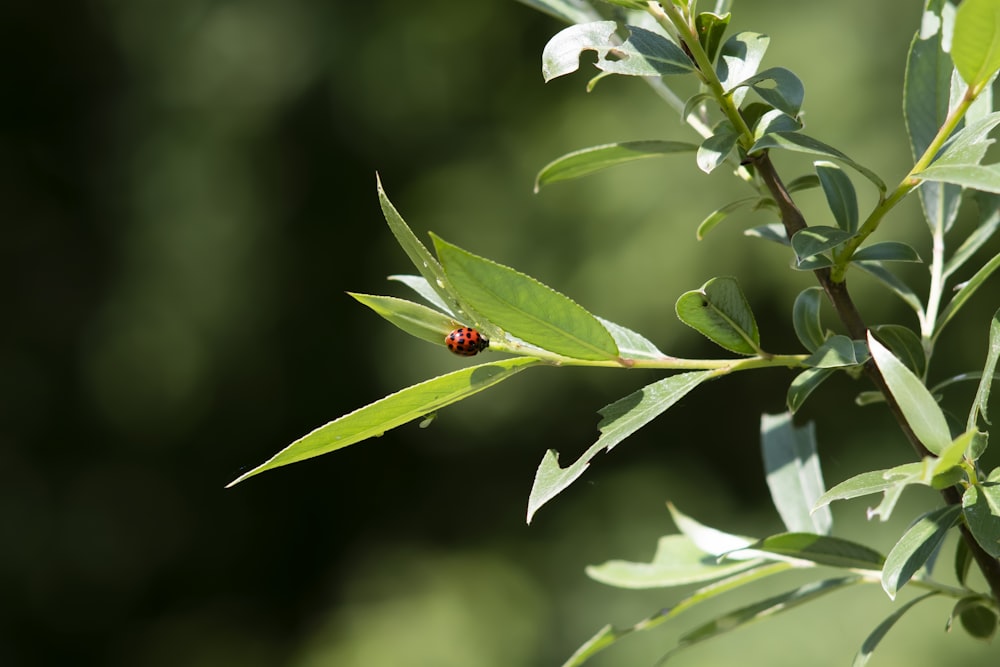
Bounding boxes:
[445,326,489,356]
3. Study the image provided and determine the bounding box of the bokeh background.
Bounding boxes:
[4,0,999,665]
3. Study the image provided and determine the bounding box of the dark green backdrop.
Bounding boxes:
[4,1,998,665]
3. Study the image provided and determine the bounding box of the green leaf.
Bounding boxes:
[935,250,1000,339]
[760,413,832,535]
[962,480,1000,559]
[882,504,962,599]
[852,242,922,263]
[716,32,769,107]
[586,534,762,589]
[931,111,1000,167]
[904,1,962,233]
[853,593,938,667]
[917,163,1000,192]
[527,371,712,522]
[560,562,792,667]
[596,317,666,360]
[953,0,1000,87]
[753,109,803,140]
[787,368,835,414]
[952,597,999,641]
[871,324,926,378]
[514,0,594,25]
[542,21,695,82]
[697,120,740,174]
[744,222,790,245]
[733,67,804,117]
[868,331,951,454]
[816,161,859,233]
[854,261,926,317]
[534,140,697,191]
[944,192,1000,277]
[696,197,759,239]
[741,533,885,571]
[792,287,827,352]
[378,175,471,322]
[695,11,730,63]
[663,577,861,662]
[668,503,758,557]
[676,277,761,355]
[969,308,1000,428]
[227,357,540,486]
[804,335,868,368]
[791,226,854,264]
[955,537,974,587]
[388,274,457,317]
[750,132,887,193]
[349,293,458,347]
[433,236,620,361]
[813,462,924,516]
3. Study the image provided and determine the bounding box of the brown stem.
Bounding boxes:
[753,152,1000,602]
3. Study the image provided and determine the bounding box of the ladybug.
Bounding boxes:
[445,326,489,356]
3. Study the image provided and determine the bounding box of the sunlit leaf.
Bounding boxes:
[917,163,1000,192]
[952,0,1000,87]
[527,372,712,522]
[697,120,740,174]
[760,413,831,535]
[349,293,457,347]
[868,332,951,454]
[813,462,924,515]
[944,192,1000,277]
[542,21,695,82]
[695,11,731,62]
[882,504,962,599]
[434,236,619,361]
[675,276,761,355]
[716,32,770,107]
[668,503,758,557]
[904,1,962,233]
[791,226,854,264]
[514,0,595,25]
[388,274,457,317]
[227,358,540,486]
[740,533,884,571]
[586,534,762,589]
[534,141,697,191]
[962,475,1000,559]
[597,317,666,360]
[753,109,803,139]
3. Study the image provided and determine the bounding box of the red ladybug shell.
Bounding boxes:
[445,327,489,356]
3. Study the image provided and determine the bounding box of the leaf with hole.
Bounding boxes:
[676,277,761,355]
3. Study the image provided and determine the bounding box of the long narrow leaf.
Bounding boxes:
[662,577,861,662]
[853,593,939,667]
[228,358,540,486]
[527,371,713,522]
[882,505,962,599]
[937,252,1000,339]
[534,141,697,191]
[969,308,1000,429]
[868,332,952,454]
[761,413,832,535]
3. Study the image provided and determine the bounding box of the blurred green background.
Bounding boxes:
[4,0,999,665]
